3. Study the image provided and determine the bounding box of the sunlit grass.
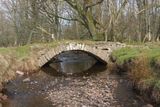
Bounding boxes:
[15,45,30,59]
[0,46,30,59]
[112,46,160,65]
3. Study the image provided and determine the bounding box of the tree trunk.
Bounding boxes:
[86,8,104,41]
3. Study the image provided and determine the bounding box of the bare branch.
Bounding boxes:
[86,0,104,9]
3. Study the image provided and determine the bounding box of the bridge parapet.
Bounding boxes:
[37,42,125,67]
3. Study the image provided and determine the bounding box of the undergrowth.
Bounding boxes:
[112,44,160,103]
[128,56,152,83]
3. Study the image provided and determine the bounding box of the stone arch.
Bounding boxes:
[38,43,111,67]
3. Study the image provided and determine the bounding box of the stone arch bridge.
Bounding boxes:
[38,42,125,67]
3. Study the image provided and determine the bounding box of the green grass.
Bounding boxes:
[112,47,140,63]
[0,45,31,59]
[144,77,160,89]
[15,45,30,59]
[112,46,160,64]
[0,47,12,54]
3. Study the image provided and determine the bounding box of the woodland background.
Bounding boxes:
[0,0,159,46]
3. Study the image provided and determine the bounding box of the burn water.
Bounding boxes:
[3,51,149,107]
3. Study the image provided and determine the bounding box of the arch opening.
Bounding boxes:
[41,50,107,76]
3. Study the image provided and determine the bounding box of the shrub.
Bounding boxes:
[128,56,152,84]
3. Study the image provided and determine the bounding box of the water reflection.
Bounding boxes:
[49,51,97,74]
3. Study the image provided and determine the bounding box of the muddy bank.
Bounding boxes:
[109,56,160,106]
[0,54,39,104]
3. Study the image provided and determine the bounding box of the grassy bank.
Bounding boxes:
[112,43,160,104]
[112,43,160,64]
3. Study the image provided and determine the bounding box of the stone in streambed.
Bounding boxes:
[16,70,24,76]
[23,78,30,82]
[142,104,153,107]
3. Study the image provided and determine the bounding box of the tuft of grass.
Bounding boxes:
[0,47,15,55]
[15,45,30,59]
[0,45,31,59]
[147,48,160,65]
[128,57,152,83]
[154,80,160,89]
[112,47,140,64]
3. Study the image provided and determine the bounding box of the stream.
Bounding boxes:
[3,51,149,107]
